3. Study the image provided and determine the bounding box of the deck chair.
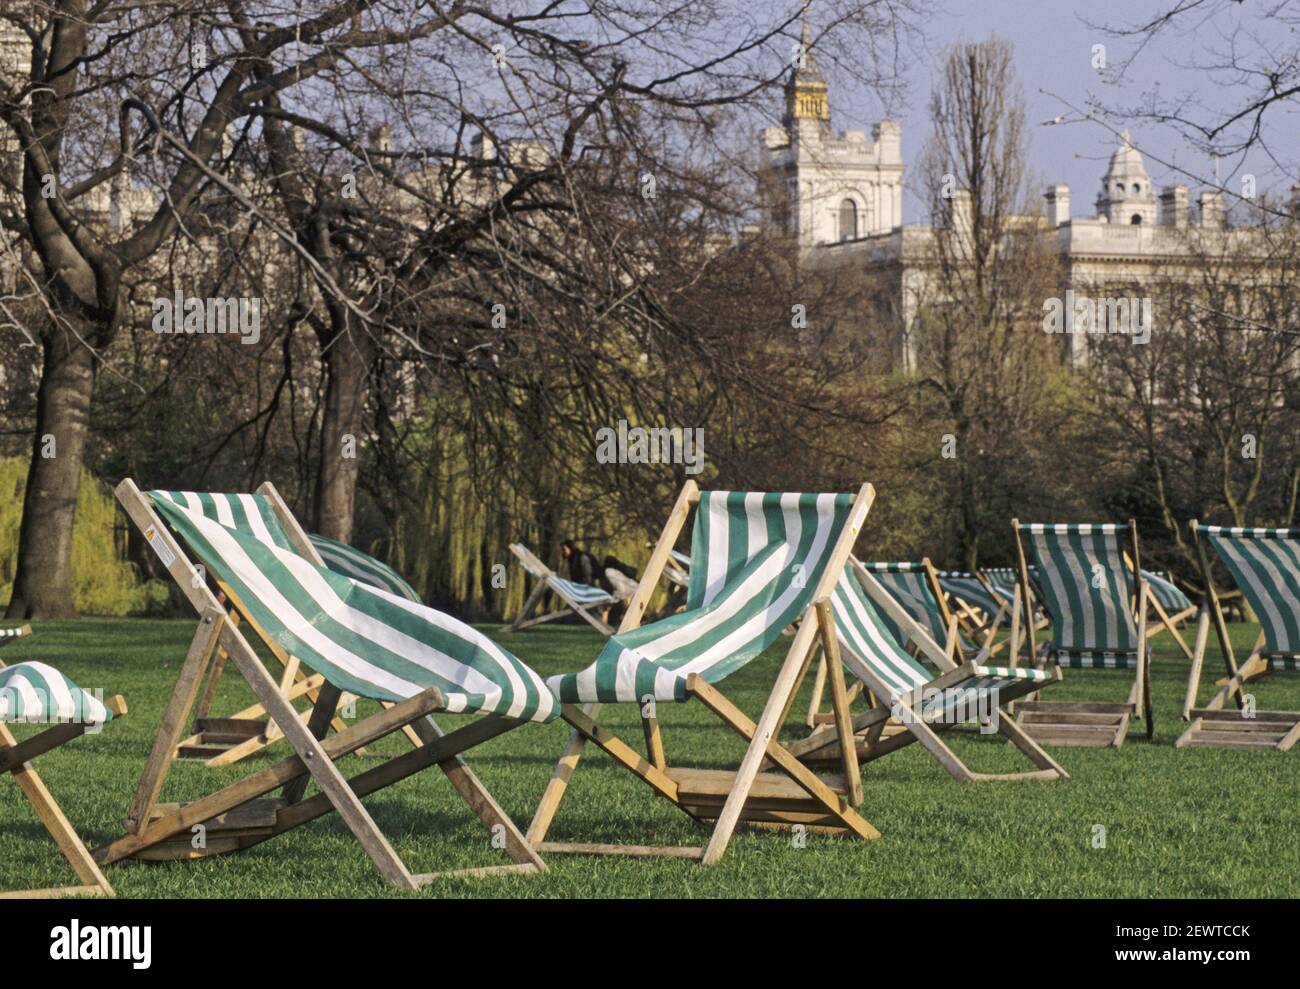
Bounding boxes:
[1177,522,1300,750]
[1130,564,1195,659]
[308,533,422,602]
[1,624,32,648]
[527,482,881,866]
[1011,519,1155,747]
[1,661,127,898]
[786,561,1068,782]
[505,543,621,635]
[98,480,555,888]
[804,560,975,727]
[178,529,427,765]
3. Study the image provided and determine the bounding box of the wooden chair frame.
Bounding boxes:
[787,563,1068,783]
[505,543,619,635]
[1010,518,1154,748]
[804,559,996,728]
[526,481,881,866]
[98,479,546,888]
[1176,520,1300,751]
[1122,553,1195,661]
[1,694,127,899]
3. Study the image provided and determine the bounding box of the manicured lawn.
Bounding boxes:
[2,618,1297,898]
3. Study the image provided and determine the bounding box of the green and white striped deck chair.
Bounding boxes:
[528,482,881,866]
[134,490,358,767]
[858,562,972,656]
[506,543,619,635]
[308,533,422,602]
[1177,523,1300,751]
[1012,519,1155,747]
[804,561,988,728]
[786,562,1067,783]
[933,570,1018,657]
[1,661,127,898]
[104,479,553,888]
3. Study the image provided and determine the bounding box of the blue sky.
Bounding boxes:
[821,0,1300,223]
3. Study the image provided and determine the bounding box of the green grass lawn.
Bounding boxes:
[3,618,1298,898]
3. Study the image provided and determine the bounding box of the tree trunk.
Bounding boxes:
[313,320,369,542]
[5,328,97,619]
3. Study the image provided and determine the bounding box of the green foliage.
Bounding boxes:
[0,457,166,616]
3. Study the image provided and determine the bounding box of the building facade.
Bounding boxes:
[759,46,1295,369]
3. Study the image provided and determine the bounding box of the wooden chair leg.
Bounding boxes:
[2,722,114,897]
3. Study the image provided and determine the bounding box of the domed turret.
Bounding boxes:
[1095,130,1156,225]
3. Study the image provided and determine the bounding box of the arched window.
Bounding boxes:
[1130,213,1143,225]
[839,199,857,241]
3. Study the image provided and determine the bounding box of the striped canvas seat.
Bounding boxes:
[151,490,294,548]
[1019,523,1140,669]
[148,492,558,723]
[936,571,1006,622]
[309,533,421,603]
[831,572,1051,721]
[1142,569,1192,615]
[858,562,972,652]
[551,577,614,607]
[0,662,113,725]
[549,491,856,704]
[1199,526,1300,672]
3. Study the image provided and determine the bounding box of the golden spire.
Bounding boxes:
[785,2,829,126]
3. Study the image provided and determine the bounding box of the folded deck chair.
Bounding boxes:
[100,480,554,888]
[505,543,621,635]
[1,662,127,898]
[1177,523,1300,751]
[1,625,32,648]
[1011,519,1155,747]
[527,482,881,865]
[786,561,1067,782]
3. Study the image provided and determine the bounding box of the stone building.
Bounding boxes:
[757,28,1297,369]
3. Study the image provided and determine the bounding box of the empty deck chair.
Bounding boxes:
[505,543,622,635]
[178,529,427,764]
[1011,519,1155,747]
[100,480,554,887]
[2,661,126,898]
[804,560,979,727]
[1177,523,1300,751]
[859,561,973,656]
[1134,565,1195,658]
[786,561,1067,782]
[527,482,880,866]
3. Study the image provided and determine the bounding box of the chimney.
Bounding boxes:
[873,120,901,164]
[1159,184,1189,227]
[471,131,496,161]
[1044,184,1070,226]
[1198,190,1225,228]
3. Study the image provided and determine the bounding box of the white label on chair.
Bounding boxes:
[145,525,177,568]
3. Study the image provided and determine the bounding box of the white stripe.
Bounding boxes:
[183,508,543,718]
